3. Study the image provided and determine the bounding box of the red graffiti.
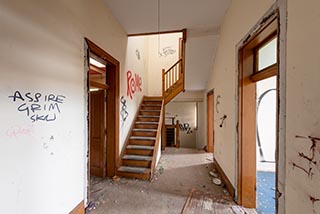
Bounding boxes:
[127,70,142,99]
[6,124,34,138]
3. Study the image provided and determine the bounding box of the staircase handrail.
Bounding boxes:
[150,100,164,180]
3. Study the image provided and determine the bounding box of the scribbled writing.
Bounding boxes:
[136,49,141,60]
[8,91,66,123]
[127,70,142,99]
[120,96,129,127]
[159,46,176,57]
[6,124,34,137]
[179,123,193,134]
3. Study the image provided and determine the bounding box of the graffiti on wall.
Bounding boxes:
[135,49,141,60]
[216,95,221,113]
[290,135,320,210]
[120,96,129,127]
[6,124,34,138]
[179,123,193,134]
[8,91,66,123]
[159,46,176,57]
[127,70,142,99]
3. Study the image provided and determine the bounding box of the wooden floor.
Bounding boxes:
[182,189,256,214]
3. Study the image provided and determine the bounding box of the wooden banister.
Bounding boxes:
[150,100,164,180]
[162,36,186,104]
[162,58,184,104]
[164,58,183,75]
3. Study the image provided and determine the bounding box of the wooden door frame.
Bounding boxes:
[236,9,279,208]
[207,90,214,153]
[85,38,120,178]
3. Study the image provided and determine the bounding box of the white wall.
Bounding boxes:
[147,33,182,96]
[0,0,142,213]
[206,0,275,186]
[166,101,197,148]
[286,0,320,213]
[166,91,205,149]
[207,0,320,212]
[120,36,149,152]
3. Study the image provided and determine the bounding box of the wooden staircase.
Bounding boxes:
[162,31,186,104]
[117,96,163,180]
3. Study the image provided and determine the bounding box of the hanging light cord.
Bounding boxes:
[158,0,161,55]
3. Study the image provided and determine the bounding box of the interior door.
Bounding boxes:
[207,91,214,153]
[90,90,106,177]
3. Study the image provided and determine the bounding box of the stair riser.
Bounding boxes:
[137,117,159,122]
[134,124,158,129]
[126,149,153,156]
[129,139,155,146]
[141,106,161,111]
[143,101,162,105]
[116,171,150,180]
[132,131,157,137]
[139,111,161,116]
[122,160,152,168]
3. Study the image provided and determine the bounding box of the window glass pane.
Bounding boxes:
[258,38,277,71]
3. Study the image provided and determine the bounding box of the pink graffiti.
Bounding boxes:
[6,124,34,138]
[127,70,142,99]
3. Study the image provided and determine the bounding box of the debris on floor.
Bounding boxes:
[89,148,237,214]
[181,189,234,214]
[213,177,222,186]
[182,189,256,214]
[112,175,120,182]
[86,201,96,211]
[209,170,219,178]
[158,166,164,174]
[223,189,230,196]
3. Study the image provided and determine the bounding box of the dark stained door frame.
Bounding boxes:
[86,38,120,178]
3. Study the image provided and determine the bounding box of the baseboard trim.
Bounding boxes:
[69,200,85,214]
[213,158,235,198]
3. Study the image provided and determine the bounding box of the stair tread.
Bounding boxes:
[142,104,162,106]
[123,155,153,161]
[127,145,155,150]
[138,115,160,118]
[140,110,161,112]
[118,166,151,174]
[135,121,159,124]
[133,128,157,132]
[130,136,156,140]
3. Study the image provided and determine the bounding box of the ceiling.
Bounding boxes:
[103,0,231,90]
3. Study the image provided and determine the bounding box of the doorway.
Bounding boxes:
[256,76,277,213]
[85,39,120,198]
[237,14,279,211]
[207,90,214,153]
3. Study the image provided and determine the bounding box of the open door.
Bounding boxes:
[207,90,214,152]
[90,90,106,177]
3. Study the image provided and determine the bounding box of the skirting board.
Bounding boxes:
[213,158,235,198]
[69,200,85,214]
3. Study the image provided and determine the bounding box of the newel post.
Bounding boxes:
[162,68,165,98]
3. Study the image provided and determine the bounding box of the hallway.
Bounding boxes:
[89,148,236,214]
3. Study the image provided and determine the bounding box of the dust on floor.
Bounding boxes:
[88,148,236,214]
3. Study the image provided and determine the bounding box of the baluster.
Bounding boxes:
[172,67,174,86]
